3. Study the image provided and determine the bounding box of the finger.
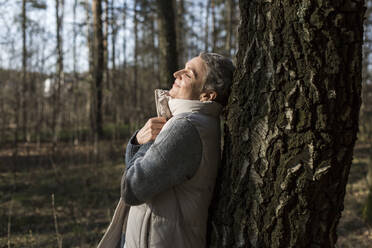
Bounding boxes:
[148,121,166,130]
[150,117,167,123]
[150,132,161,140]
[158,117,167,122]
[151,128,162,136]
[151,122,166,129]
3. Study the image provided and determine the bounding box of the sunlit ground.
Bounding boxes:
[0,142,371,247]
[337,153,372,248]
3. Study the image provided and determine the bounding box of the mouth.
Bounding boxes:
[173,81,181,88]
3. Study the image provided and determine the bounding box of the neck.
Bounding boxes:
[168,98,222,117]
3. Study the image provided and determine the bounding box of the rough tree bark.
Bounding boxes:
[156,0,178,88]
[361,1,372,224]
[92,0,104,139]
[208,1,365,248]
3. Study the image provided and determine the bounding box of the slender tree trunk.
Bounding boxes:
[110,0,117,75]
[104,0,109,91]
[72,0,79,145]
[103,0,111,119]
[156,0,178,88]
[53,0,64,147]
[122,0,127,71]
[149,13,159,89]
[121,0,128,124]
[176,0,185,65]
[224,0,234,55]
[204,0,210,51]
[211,0,217,52]
[133,0,138,112]
[85,0,96,137]
[209,1,365,247]
[362,2,372,224]
[21,0,27,142]
[110,0,118,138]
[73,0,78,75]
[92,0,104,139]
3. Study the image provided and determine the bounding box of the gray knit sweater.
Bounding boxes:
[122,115,203,206]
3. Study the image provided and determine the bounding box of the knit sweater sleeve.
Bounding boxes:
[124,130,153,167]
[121,117,202,206]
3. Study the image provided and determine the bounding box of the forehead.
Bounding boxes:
[185,56,207,76]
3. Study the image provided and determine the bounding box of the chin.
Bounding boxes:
[169,89,177,98]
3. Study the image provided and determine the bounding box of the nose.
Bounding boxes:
[173,69,185,78]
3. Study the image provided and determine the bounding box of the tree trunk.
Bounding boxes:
[122,0,127,71]
[362,2,372,224]
[53,0,64,147]
[121,0,129,124]
[204,0,210,52]
[224,0,234,55]
[211,0,216,52]
[92,0,104,139]
[156,0,178,88]
[176,0,186,65]
[104,0,109,91]
[110,0,118,133]
[103,0,111,120]
[133,0,138,112]
[72,0,79,145]
[21,0,27,142]
[209,1,365,248]
[84,0,96,137]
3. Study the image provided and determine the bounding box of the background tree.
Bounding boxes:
[176,0,186,65]
[52,0,65,147]
[92,0,104,139]
[156,0,178,88]
[132,0,139,120]
[209,1,365,247]
[361,0,372,224]
[1,0,370,247]
[21,0,27,143]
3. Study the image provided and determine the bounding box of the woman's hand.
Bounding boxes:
[136,117,167,145]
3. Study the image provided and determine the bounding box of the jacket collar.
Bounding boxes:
[168,98,223,118]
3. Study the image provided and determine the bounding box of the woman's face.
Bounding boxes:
[169,56,208,100]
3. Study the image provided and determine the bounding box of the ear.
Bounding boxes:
[199,90,217,102]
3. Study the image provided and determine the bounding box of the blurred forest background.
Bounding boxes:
[0,0,371,247]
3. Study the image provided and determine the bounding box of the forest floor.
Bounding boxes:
[337,143,372,248]
[0,141,125,248]
[0,141,371,247]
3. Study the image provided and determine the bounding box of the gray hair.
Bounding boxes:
[199,52,235,106]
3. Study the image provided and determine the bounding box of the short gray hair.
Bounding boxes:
[199,52,235,106]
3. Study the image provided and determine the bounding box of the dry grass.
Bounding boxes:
[0,141,124,248]
[0,142,371,247]
[337,157,372,248]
